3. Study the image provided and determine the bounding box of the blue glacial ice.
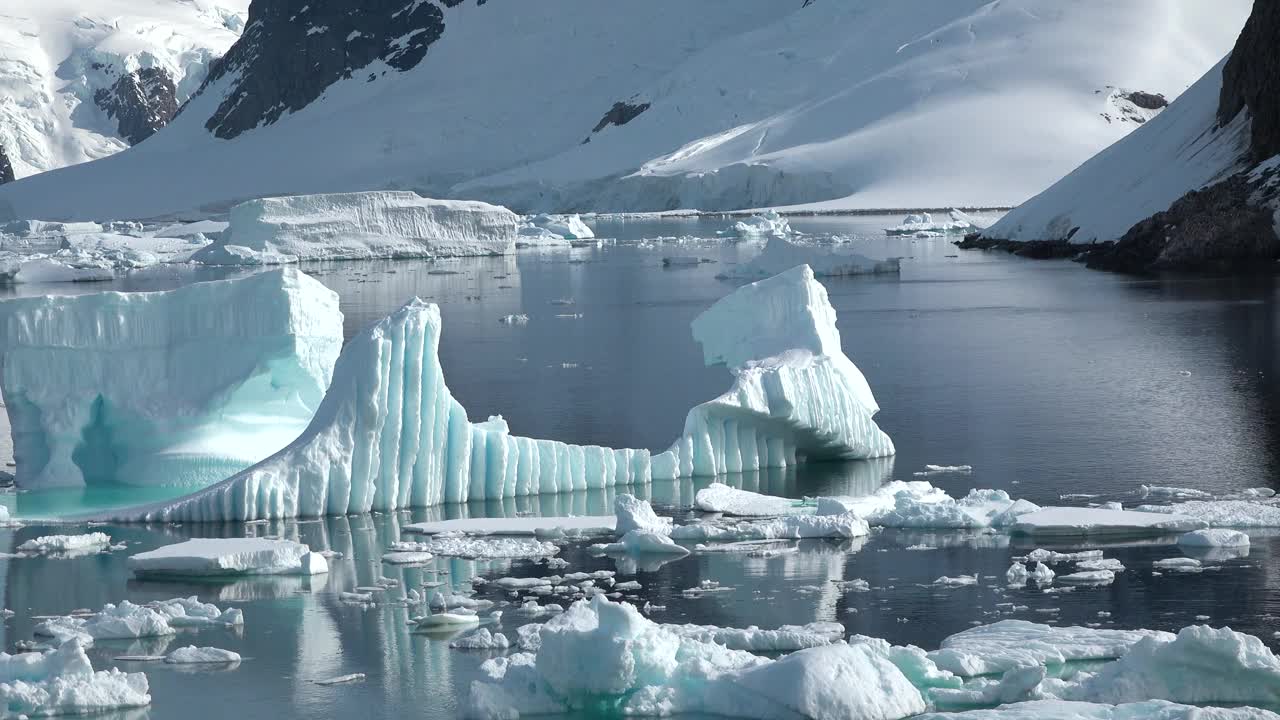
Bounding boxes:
[96,263,893,522]
[0,268,342,491]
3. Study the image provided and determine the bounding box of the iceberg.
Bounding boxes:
[526,213,594,240]
[653,265,895,479]
[1010,507,1205,539]
[127,538,329,577]
[192,191,521,265]
[101,265,891,522]
[883,210,977,236]
[0,269,342,491]
[16,533,114,557]
[733,211,793,237]
[34,597,242,646]
[718,236,900,280]
[614,495,673,536]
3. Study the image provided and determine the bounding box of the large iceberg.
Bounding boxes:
[0,269,342,490]
[652,265,894,479]
[192,191,521,265]
[98,264,891,522]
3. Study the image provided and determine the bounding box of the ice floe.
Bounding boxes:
[128,538,328,577]
[1136,500,1280,528]
[16,533,116,557]
[402,516,616,537]
[395,537,559,559]
[694,483,811,516]
[733,211,793,237]
[0,641,150,717]
[929,621,1172,677]
[164,646,241,664]
[884,210,979,236]
[1178,528,1250,547]
[1010,507,1205,539]
[718,236,899,280]
[0,269,342,490]
[450,629,510,650]
[192,191,520,264]
[35,597,242,646]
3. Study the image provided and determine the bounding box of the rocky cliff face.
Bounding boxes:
[0,143,13,185]
[1219,1,1280,163]
[200,0,472,140]
[94,68,179,145]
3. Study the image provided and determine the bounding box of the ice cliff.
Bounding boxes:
[0,269,342,490]
[97,264,891,521]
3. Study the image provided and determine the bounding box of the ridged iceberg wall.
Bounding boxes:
[101,264,892,522]
[0,268,342,490]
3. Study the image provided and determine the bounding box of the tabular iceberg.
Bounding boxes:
[192,191,521,265]
[99,264,890,521]
[0,268,342,490]
[652,264,894,478]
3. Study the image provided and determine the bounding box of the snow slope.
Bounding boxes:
[982,58,1251,244]
[0,0,1248,221]
[0,0,248,179]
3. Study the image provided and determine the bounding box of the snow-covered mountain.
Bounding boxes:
[0,0,248,180]
[0,0,1249,221]
[980,1,1280,272]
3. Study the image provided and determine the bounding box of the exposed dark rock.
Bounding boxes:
[1120,91,1167,111]
[1083,174,1279,274]
[591,101,650,133]
[954,235,1081,259]
[0,143,13,185]
[94,67,179,145]
[1219,1,1280,162]
[199,0,488,140]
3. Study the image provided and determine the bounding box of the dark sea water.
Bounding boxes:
[1,214,1278,719]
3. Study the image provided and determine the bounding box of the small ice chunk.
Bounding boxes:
[694,483,808,516]
[1011,507,1205,539]
[1030,562,1055,584]
[592,530,690,557]
[1177,528,1250,547]
[733,211,792,237]
[449,628,510,650]
[17,533,113,556]
[1056,570,1116,585]
[1006,563,1029,585]
[934,575,978,587]
[164,646,241,664]
[1152,558,1202,572]
[315,673,365,685]
[614,495,673,535]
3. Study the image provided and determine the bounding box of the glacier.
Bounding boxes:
[192,191,521,264]
[0,268,342,490]
[93,264,891,522]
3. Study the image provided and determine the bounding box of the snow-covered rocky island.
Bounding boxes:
[0,1,1274,719]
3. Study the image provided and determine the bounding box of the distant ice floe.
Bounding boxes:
[733,211,793,237]
[98,264,893,522]
[883,209,985,236]
[0,268,342,492]
[192,191,521,265]
[127,538,329,577]
[717,236,899,280]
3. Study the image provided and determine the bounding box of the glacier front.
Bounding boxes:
[0,268,342,490]
[100,264,891,522]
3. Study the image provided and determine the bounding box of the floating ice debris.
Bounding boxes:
[733,211,793,237]
[929,620,1174,677]
[450,629,510,650]
[658,621,845,652]
[694,483,811,516]
[1151,558,1202,573]
[17,533,115,556]
[397,536,559,559]
[870,487,1040,530]
[164,646,241,664]
[662,256,711,267]
[718,236,899,280]
[128,539,328,577]
[671,512,870,542]
[1025,549,1104,564]
[653,265,895,479]
[35,597,242,646]
[1072,625,1280,705]
[884,211,976,236]
[0,640,151,716]
[403,516,616,537]
[1136,500,1280,528]
[0,269,342,491]
[340,591,374,604]
[381,551,435,565]
[1030,563,1055,584]
[681,580,733,598]
[614,495,673,536]
[1010,507,1204,539]
[1137,485,1213,500]
[315,673,365,686]
[913,464,974,476]
[1076,558,1126,572]
[498,314,529,325]
[466,596,924,720]
[417,612,480,630]
[1006,563,1030,584]
[934,575,979,587]
[193,192,520,264]
[1178,528,1250,547]
[1057,570,1116,585]
[591,530,690,557]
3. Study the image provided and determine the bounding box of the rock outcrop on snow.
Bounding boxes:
[94,68,180,145]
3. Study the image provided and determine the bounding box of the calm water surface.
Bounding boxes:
[1,215,1278,718]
